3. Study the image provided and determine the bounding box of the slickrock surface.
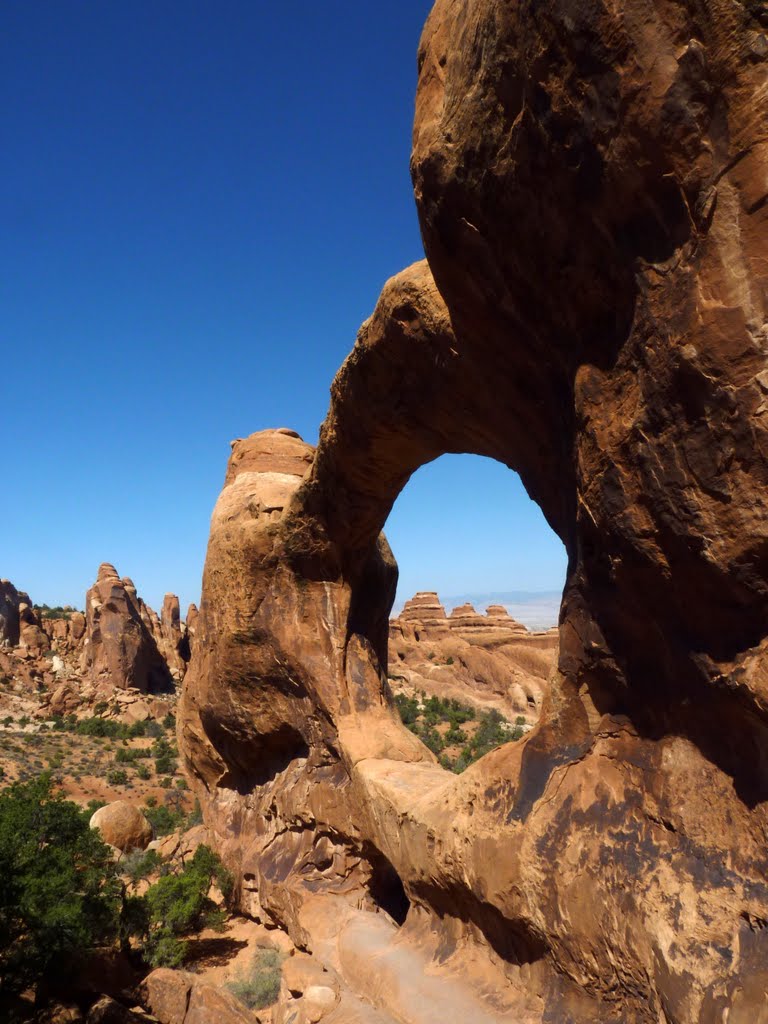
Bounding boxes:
[389,593,555,717]
[179,1,768,1021]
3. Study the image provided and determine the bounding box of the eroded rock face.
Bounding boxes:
[83,564,174,694]
[180,2,768,1021]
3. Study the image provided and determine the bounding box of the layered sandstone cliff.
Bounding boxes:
[179,2,768,1021]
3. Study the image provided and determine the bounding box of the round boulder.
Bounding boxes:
[90,801,152,852]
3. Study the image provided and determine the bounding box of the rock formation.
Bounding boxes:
[180,2,768,1021]
[0,580,23,647]
[397,591,450,633]
[83,564,175,695]
[389,592,556,717]
[0,566,191,724]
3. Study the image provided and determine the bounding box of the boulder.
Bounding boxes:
[90,801,152,852]
[141,969,259,1024]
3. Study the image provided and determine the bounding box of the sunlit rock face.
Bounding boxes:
[180,0,768,1020]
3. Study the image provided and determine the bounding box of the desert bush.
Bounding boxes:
[121,847,162,885]
[142,845,232,967]
[227,947,284,1010]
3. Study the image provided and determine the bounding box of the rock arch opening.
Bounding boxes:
[384,454,566,773]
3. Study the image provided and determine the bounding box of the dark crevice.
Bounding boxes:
[363,843,411,926]
[207,716,310,794]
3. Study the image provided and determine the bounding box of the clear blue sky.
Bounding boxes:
[2,2,566,614]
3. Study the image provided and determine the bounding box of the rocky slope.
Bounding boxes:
[389,591,556,719]
[179,2,768,1022]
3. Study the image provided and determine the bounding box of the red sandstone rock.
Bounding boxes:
[389,592,555,718]
[179,1,768,1020]
[141,969,259,1024]
[83,564,174,694]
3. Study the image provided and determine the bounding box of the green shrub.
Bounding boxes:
[227,947,284,1010]
[121,848,162,885]
[186,799,203,828]
[106,769,128,786]
[143,845,233,967]
[143,803,184,837]
[393,694,419,726]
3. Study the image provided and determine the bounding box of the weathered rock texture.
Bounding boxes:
[141,967,262,1024]
[389,592,556,717]
[180,2,768,1021]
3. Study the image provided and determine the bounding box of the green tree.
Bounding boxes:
[0,774,121,1003]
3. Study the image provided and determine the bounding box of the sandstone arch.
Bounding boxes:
[180,0,768,1020]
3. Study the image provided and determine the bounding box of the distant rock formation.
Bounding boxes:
[390,592,556,717]
[83,563,175,694]
[0,565,192,717]
[0,580,22,647]
[397,591,450,637]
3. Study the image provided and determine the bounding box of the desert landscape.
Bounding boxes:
[4,0,768,1021]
